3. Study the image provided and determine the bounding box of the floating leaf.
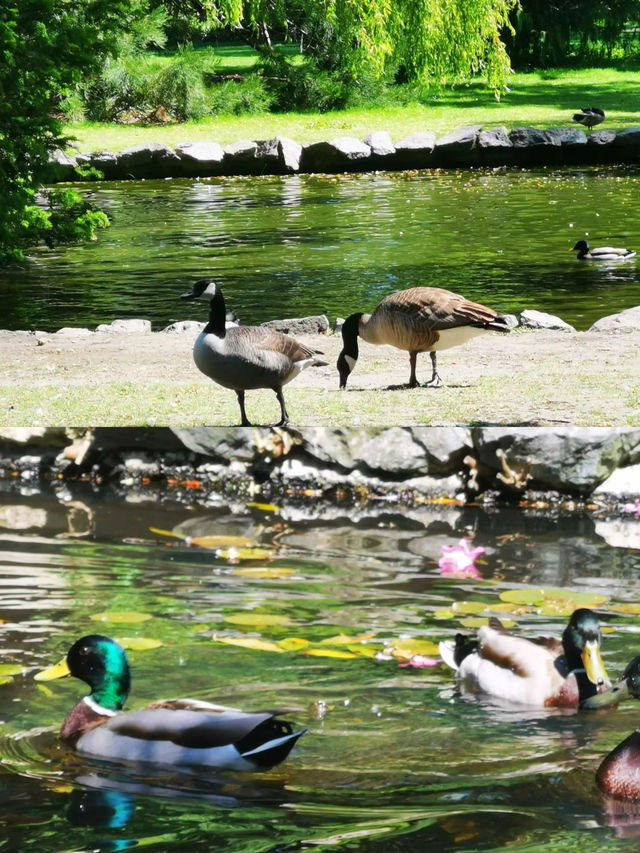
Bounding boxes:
[499,589,546,605]
[346,644,379,658]
[304,648,360,659]
[246,502,281,513]
[224,612,291,627]
[213,636,284,653]
[232,567,294,579]
[0,664,24,677]
[540,589,609,607]
[115,637,163,651]
[610,603,640,615]
[434,608,455,619]
[149,526,183,539]
[320,632,378,646]
[489,602,531,615]
[91,611,152,624]
[278,637,310,651]
[217,547,274,561]
[451,601,486,614]
[386,639,441,659]
[193,536,257,549]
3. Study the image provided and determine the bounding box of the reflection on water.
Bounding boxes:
[1,167,640,331]
[1,482,640,850]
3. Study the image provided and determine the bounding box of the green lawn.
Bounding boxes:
[66,66,640,152]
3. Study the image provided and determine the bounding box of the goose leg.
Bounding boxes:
[409,351,419,388]
[274,387,289,427]
[424,351,442,388]
[236,390,252,427]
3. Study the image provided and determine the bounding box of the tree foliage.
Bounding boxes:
[160,0,516,90]
[0,0,145,263]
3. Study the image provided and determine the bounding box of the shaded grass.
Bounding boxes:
[66,67,640,152]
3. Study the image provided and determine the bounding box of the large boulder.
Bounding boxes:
[589,306,640,332]
[301,137,372,173]
[261,315,330,335]
[477,126,514,166]
[174,141,225,176]
[434,125,482,166]
[393,132,436,169]
[116,143,181,179]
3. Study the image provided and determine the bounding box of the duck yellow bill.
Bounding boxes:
[34,657,70,682]
[582,639,608,686]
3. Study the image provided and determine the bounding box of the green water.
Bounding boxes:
[2,483,640,851]
[2,166,640,332]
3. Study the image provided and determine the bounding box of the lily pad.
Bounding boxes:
[610,603,640,615]
[90,611,152,624]
[459,616,517,629]
[246,502,281,513]
[304,648,360,659]
[451,601,486,614]
[499,589,547,605]
[213,636,284,653]
[320,632,377,646]
[540,589,609,607]
[433,608,455,619]
[224,612,292,628]
[0,664,24,677]
[115,637,163,651]
[217,547,275,561]
[232,567,295,579]
[386,639,441,659]
[278,637,310,651]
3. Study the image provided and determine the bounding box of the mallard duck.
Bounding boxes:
[571,240,636,261]
[572,107,605,131]
[439,608,610,707]
[582,655,640,799]
[337,286,512,389]
[36,635,306,771]
[181,279,327,426]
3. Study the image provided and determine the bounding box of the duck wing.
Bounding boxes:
[589,246,634,258]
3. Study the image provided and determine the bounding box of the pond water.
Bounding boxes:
[2,481,640,851]
[3,166,640,332]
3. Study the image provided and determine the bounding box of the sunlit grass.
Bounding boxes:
[66,67,640,152]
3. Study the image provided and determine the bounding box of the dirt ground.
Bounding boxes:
[0,326,638,427]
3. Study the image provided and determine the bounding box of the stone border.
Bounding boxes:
[1,427,639,504]
[47,125,640,183]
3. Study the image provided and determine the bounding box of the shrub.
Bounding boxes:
[206,75,273,115]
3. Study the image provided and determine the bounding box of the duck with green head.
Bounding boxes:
[439,608,610,707]
[582,655,640,799]
[37,635,306,771]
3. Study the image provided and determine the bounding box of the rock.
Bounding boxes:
[276,136,303,173]
[411,427,473,473]
[509,128,562,164]
[393,132,436,169]
[594,463,640,499]
[171,427,259,462]
[55,327,93,336]
[223,139,262,174]
[162,320,205,334]
[364,130,395,156]
[174,141,225,175]
[588,130,616,146]
[46,149,78,182]
[589,306,640,332]
[95,319,152,334]
[0,428,69,446]
[76,150,119,180]
[260,315,330,335]
[434,125,482,165]
[474,427,640,494]
[477,126,514,165]
[613,127,640,148]
[117,143,181,179]
[301,137,371,173]
[518,310,575,332]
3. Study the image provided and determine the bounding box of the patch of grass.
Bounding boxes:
[66,66,640,152]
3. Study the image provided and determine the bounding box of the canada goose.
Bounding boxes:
[36,635,305,771]
[572,107,605,131]
[439,608,609,708]
[181,280,327,426]
[571,240,636,260]
[337,286,512,389]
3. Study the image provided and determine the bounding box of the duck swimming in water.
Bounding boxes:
[439,608,610,708]
[571,240,636,261]
[36,635,306,771]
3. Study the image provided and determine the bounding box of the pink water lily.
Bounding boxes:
[621,499,640,519]
[438,538,485,578]
[399,655,440,668]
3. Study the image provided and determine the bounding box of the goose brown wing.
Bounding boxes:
[107,706,277,749]
[232,326,324,363]
[379,287,499,331]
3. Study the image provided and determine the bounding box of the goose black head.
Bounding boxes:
[337,312,362,389]
[180,279,220,302]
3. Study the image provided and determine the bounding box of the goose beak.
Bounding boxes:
[582,638,608,686]
[34,657,71,681]
[581,676,630,709]
[180,289,196,300]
